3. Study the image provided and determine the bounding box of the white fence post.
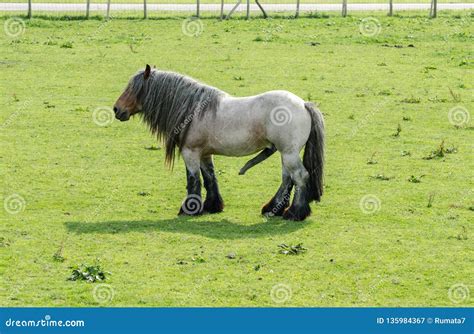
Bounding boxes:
[342,0,347,17]
[86,0,90,19]
[430,0,437,18]
[106,0,111,19]
[27,0,32,18]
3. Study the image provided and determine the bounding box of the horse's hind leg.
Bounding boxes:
[281,152,311,221]
[200,156,224,213]
[179,148,203,215]
[261,166,293,216]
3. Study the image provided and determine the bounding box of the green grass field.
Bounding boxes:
[1,11,473,307]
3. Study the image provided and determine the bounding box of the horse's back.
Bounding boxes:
[186,90,311,156]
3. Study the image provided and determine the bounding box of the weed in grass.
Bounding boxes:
[367,152,378,165]
[378,89,391,96]
[449,226,468,241]
[43,101,55,109]
[348,113,355,120]
[137,191,151,196]
[68,261,109,282]
[402,116,411,121]
[392,123,402,137]
[52,244,65,262]
[427,193,436,208]
[0,237,11,248]
[423,66,437,73]
[370,174,393,181]
[449,87,461,102]
[226,253,236,260]
[401,97,421,104]
[423,141,457,160]
[60,41,73,48]
[401,150,411,157]
[278,243,307,255]
[408,175,425,183]
[191,256,206,263]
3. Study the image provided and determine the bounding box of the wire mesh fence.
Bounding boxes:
[0,0,472,19]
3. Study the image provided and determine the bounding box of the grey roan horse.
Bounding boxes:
[114,65,324,221]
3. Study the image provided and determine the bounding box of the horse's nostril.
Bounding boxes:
[113,107,118,113]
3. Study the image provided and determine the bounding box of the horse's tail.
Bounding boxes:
[303,102,325,202]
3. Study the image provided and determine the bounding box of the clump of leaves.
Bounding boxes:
[52,244,65,262]
[401,97,421,104]
[402,116,411,121]
[191,256,206,263]
[278,243,307,255]
[68,261,109,282]
[0,237,11,247]
[408,175,425,183]
[392,123,402,137]
[137,191,151,196]
[370,174,392,181]
[423,140,457,160]
[348,113,355,120]
[233,76,243,81]
[449,226,468,241]
[60,41,73,49]
[226,252,236,260]
[367,152,378,165]
[401,150,411,157]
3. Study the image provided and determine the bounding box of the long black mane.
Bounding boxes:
[128,70,224,165]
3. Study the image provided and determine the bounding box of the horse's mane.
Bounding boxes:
[128,70,224,166]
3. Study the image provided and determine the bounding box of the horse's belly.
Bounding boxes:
[208,128,268,157]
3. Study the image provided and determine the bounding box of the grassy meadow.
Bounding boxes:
[0,11,473,307]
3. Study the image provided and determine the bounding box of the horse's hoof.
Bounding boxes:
[282,206,311,221]
[203,199,224,214]
[262,200,287,217]
[178,207,203,216]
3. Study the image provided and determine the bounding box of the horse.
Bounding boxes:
[113,65,325,221]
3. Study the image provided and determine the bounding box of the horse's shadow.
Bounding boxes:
[65,216,309,240]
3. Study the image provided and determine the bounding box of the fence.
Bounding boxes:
[0,0,472,19]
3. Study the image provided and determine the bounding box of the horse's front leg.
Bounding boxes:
[179,148,203,216]
[200,155,224,213]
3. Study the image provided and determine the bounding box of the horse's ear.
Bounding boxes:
[144,64,151,80]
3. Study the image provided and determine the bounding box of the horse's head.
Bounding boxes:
[113,64,152,121]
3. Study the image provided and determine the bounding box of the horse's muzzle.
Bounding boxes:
[113,107,130,122]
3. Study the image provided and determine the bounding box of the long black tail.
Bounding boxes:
[303,102,325,202]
